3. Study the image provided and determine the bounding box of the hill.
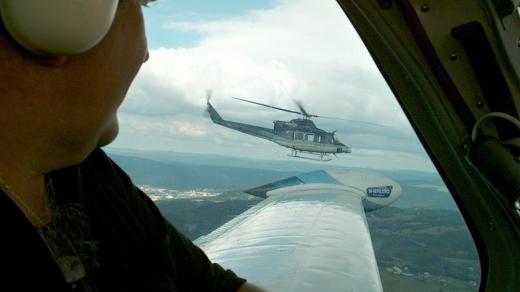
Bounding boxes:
[106,147,438,181]
[110,154,298,191]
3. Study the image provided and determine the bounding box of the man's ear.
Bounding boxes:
[0,23,69,67]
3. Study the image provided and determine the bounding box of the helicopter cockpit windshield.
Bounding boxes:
[332,134,342,145]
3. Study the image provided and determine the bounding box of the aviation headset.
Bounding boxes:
[0,0,119,55]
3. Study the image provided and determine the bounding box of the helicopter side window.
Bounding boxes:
[281,131,293,139]
[294,132,304,140]
[322,135,332,143]
[305,133,315,142]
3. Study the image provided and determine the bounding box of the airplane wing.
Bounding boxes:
[195,169,401,291]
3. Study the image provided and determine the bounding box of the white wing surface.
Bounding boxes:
[195,169,401,292]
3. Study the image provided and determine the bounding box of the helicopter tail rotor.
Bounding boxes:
[204,89,214,118]
[206,89,213,104]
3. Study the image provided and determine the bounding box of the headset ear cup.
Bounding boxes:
[0,0,119,56]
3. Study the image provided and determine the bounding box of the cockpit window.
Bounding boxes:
[107,0,481,291]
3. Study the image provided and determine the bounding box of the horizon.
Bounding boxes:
[105,146,440,174]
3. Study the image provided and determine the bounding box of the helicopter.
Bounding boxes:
[206,93,382,161]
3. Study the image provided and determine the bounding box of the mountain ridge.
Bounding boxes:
[106,148,457,210]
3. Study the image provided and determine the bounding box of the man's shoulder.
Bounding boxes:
[74,148,140,209]
[81,148,119,171]
[77,148,168,240]
[78,148,132,186]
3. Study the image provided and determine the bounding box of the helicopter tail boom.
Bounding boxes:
[206,102,225,124]
[207,101,277,142]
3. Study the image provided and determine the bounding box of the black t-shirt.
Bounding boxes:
[0,149,246,291]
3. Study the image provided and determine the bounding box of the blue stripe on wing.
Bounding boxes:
[245,170,342,198]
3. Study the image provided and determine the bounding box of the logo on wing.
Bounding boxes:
[367,186,393,198]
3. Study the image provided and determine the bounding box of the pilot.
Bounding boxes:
[0,0,263,291]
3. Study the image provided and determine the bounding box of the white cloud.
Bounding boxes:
[116,0,432,171]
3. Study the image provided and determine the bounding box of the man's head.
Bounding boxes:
[0,0,149,172]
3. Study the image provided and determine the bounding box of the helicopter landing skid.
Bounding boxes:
[288,150,332,162]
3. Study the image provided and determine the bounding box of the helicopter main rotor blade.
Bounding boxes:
[317,115,387,127]
[294,99,384,126]
[232,97,302,115]
[293,100,318,118]
[233,96,387,127]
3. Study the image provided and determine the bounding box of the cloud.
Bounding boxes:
[116,0,432,171]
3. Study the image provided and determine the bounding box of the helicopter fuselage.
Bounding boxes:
[207,102,351,157]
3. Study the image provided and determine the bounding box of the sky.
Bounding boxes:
[108,0,437,172]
